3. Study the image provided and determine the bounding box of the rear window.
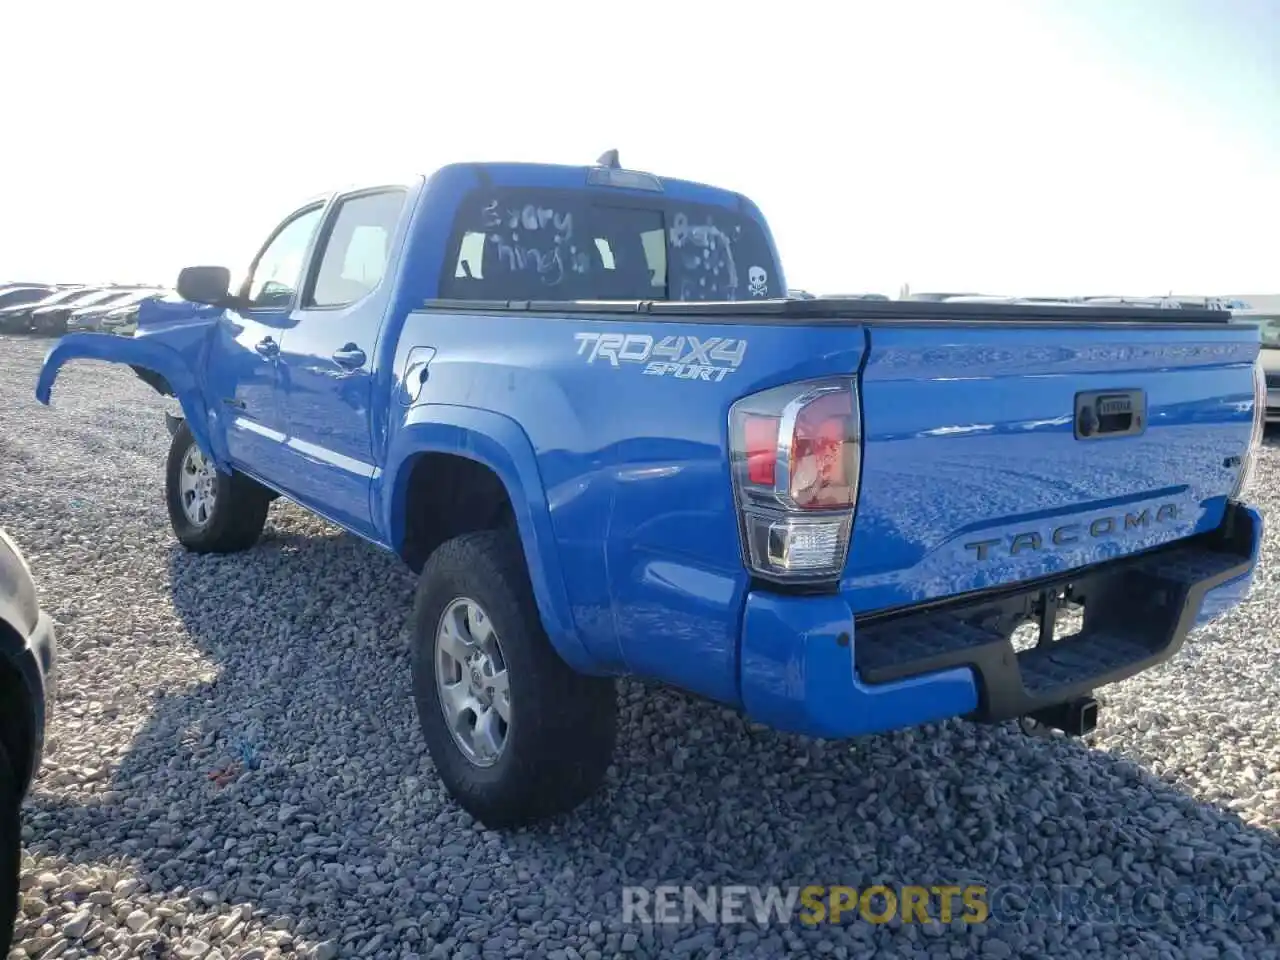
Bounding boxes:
[441,189,779,302]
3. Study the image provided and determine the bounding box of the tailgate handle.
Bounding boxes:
[1075,389,1145,439]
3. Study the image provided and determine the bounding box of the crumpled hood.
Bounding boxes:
[114,297,226,358]
[134,296,223,341]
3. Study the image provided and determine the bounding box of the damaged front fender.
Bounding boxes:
[35,329,227,469]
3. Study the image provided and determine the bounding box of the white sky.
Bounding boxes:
[2,0,1276,297]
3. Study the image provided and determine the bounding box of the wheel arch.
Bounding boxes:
[381,405,594,672]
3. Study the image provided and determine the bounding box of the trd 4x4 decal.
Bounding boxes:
[573,332,747,383]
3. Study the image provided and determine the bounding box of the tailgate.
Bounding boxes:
[845,321,1259,613]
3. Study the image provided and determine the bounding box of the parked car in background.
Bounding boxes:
[98,301,146,336]
[0,527,57,955]
[0,286,54,312]
[98,290,172,336]
[1082,295,1204,310]
[933,295,1082,306]
[65,289,165,333]
[0,287,91,333]
[905,291,986,301]
[1230,308,1280,423]
[29,288,141,336]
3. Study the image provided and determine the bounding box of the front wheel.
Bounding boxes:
[410,530,617,828]
[164,422,271,553]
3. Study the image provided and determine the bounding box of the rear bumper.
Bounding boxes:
[738,501,1262,739]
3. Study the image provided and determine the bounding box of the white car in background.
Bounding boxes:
[1228,308,1280,423]
[98,302,143,335]
[65,289,165,333]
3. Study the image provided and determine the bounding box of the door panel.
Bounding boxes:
[275,189,407,536]
[206,204,325,487]
[206,310,290,472]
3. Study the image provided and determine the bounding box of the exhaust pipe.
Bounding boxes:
[1024,695,1099,737]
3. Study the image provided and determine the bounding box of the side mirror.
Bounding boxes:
[176,266,232,306]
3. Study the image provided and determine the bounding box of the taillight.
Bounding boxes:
[743,415,780,485]
[729,378,861,583]
[1230,353,1266,500]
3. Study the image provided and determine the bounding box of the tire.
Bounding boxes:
[410,530,617,827]
[0,742,19,959]
[165,421,271,553]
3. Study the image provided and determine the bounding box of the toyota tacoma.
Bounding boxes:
[35,154,1266,827]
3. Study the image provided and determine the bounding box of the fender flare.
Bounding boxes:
[35,332,227,468]
[381,404,596,673]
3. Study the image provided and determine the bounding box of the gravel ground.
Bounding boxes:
[2,334,1278,960]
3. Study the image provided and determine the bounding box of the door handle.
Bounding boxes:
[332,344,367,369]
[254,336,279,358]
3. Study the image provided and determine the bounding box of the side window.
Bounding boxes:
[246,206,324,308]
[308,190,406,308]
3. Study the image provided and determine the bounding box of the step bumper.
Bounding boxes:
[739,501,1262,738]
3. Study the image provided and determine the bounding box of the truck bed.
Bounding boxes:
[412,295,1257,656]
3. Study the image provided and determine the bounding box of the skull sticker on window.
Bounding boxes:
[748,265,768,297]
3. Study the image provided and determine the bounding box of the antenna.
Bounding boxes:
[596,149,621,169]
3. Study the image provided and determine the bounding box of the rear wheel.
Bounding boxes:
[409,530,617,827]
[164,422,271,553]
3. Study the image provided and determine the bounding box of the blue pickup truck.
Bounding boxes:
[37,154,1266,827]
